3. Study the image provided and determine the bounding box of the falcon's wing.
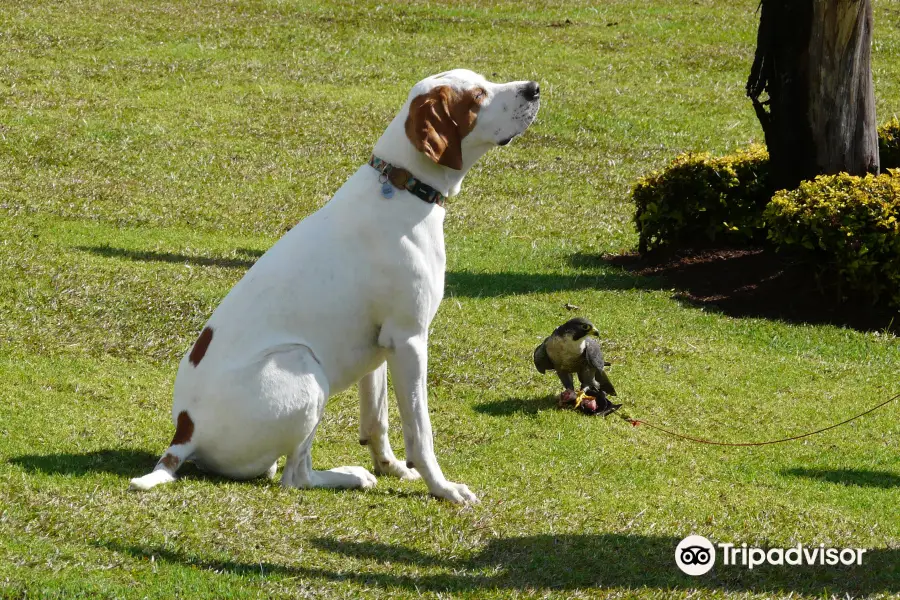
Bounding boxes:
[583,337,606,370]
[533,339,555,374]
[583,338,617,396]
[594,370,617,396]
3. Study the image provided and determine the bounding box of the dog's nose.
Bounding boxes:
[522,81,540,101]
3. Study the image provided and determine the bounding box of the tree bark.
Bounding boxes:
[747,0,879,191]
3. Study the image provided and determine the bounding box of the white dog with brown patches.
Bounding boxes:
[130,69,539,504]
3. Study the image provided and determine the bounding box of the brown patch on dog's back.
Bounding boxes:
[189,326,213,367]
[170,410,195,446]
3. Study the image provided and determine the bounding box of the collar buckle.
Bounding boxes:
[368,155,445,208]
[387,168,411,190]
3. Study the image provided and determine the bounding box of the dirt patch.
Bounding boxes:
[598,247,898,333]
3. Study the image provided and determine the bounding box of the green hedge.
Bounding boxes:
[879,117,900,170]
[633,146,771,252]
[633,120,900,253]
[765,172,900,307]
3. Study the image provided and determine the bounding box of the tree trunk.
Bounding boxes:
[747,0,879,191]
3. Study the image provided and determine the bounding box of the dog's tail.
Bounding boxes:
[129,410,197,491]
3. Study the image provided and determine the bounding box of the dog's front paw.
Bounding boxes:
[374,459,421,481]
[429,481,479,505]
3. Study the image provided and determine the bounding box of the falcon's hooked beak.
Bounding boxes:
[589,326,600,337]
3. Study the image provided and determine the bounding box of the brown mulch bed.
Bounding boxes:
[600,247,899,333]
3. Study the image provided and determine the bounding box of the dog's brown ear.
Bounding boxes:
[405,86,463,170]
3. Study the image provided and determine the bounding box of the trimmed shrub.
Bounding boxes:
[632,120,898,254]
[764,172,900,307]
[879,117,900,169]
[633,146,771,252]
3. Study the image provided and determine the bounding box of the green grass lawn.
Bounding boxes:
[2,1,899,598]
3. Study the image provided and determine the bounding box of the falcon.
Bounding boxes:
[533,317,621,415]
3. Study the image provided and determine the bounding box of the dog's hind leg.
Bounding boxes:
[358,363,420,481]
[282,424,378,491]
[129,411,197,491]
[277,348,377,491]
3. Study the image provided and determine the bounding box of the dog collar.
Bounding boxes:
[368,155,446,207]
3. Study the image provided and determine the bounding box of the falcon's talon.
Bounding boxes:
[574,389,594,409]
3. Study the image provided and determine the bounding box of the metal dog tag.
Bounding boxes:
[381,182,394,198]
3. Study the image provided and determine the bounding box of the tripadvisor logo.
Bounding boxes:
[675,535,867,576]
[676,535,716,575]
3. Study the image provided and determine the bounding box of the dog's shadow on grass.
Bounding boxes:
[782,467,900,489]
[9,449,162,477]
[473,394,557,416]
[100,534,899,596]
[8,449,237,484]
